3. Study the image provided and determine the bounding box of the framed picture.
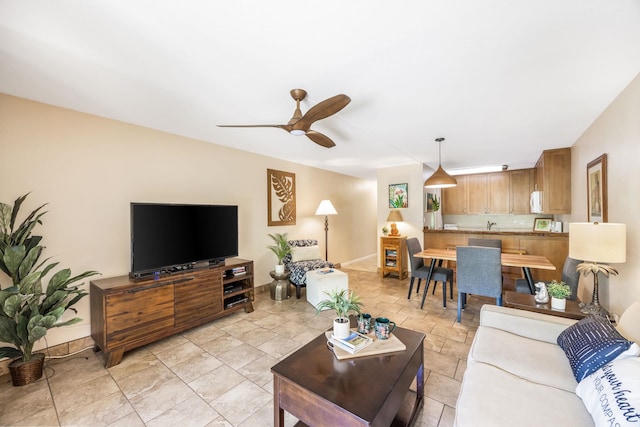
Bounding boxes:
[533,218,552,232]
[587,154,607,223]
[389,183,408,208]
[267,169,296,226]
[426,192,437,212]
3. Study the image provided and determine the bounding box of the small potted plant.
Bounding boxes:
[267,233,291,274]
[316,288,364,339]
[430,194,440,230]
[382,226,389,236]
[546,280,571,310]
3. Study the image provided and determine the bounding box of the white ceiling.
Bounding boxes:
[1,1,639,180]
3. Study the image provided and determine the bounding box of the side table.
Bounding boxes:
[270,270,291,301]
[503,291,587,320]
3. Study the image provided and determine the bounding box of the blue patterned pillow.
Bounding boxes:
[557,315,634,382]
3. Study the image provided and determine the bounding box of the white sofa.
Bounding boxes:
[455,303,640,427]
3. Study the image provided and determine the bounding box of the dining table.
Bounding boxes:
[414,248,556,301]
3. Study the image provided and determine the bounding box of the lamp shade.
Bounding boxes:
[315,200,337,216]
[424,137,457,188]
[569,222,626,263]
[425,166,458,188]
[386,210,403,222]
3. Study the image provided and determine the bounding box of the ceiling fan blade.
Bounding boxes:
[217,124,292,131]
[306,130,336,148]
[292,94,351,131]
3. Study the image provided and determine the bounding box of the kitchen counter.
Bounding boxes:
[423,229,568,286]
[424,228,568,237]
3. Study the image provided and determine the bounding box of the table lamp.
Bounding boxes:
[568,222,626,316]
[315,200,337,261]
[386,210,403,236]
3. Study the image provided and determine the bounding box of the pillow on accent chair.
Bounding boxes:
[557,315,639,382]
[290,245,321,262]
[576,357,640,426]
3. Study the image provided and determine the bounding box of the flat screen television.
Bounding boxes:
[130,202,238,279]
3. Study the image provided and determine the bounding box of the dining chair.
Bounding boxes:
[456,246,503,322]
[406,238,454,309]
[467,237,502,250]
[515,256,582,300]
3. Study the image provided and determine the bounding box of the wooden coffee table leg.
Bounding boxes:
[273,375,284,427]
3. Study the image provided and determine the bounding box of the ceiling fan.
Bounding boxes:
[217,89,350,148]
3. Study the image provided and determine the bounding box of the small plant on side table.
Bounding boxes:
[267,233,291,274]
[316,288,364,339]
[547,280,571,310]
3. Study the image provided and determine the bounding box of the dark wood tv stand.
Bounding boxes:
[90,258,254,368]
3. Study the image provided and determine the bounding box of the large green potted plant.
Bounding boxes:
[0,194,99,386]
[267,233,291,274]
[316,288,364,339]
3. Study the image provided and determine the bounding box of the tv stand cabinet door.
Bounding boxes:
[105,284,175,351]
[174,268,223,327]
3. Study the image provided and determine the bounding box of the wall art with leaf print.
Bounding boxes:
[267,169,296,226]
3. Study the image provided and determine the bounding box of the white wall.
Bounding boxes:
[0,94,377,349]
[569,72,640,316]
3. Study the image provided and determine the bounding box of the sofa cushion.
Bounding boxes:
[455,360,594,427]
[470,325,577,392]
[290,245,321,262]
[557,315,637,382]
[576,357,640,427]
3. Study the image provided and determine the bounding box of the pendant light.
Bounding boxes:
[424,137,457,188]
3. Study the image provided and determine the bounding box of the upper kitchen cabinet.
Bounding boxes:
[534,148,571,214]
[509,169,534,214]
[442,175,468,214]
[467,173,510,214]
[443,171,520,215]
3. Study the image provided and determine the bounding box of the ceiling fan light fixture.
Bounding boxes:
[425,137,457,188]
[289,129,306,136]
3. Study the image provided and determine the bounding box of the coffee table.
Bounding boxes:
[503,291,587,320]
[271,325,425,427]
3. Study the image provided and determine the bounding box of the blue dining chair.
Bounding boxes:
[456,246,503,323]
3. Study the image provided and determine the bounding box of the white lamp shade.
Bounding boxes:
[569,222,626,263]
[315,200,337,216]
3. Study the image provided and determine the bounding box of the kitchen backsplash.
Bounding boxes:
[441,214,555,232]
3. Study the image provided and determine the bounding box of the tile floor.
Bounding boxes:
[0,257,489,426]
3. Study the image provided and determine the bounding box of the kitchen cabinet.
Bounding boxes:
[467,174,488,214]
[509,169,534,214]
[534,148,571,214]
[442,170,526,215]
[442,176,467,214]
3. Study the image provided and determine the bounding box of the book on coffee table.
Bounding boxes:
[326,330,406,360]
[330,331,373,354]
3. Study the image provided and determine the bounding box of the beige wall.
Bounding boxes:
[0,94,377,348]
[570,72,640,317]
[376,163,426,266]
